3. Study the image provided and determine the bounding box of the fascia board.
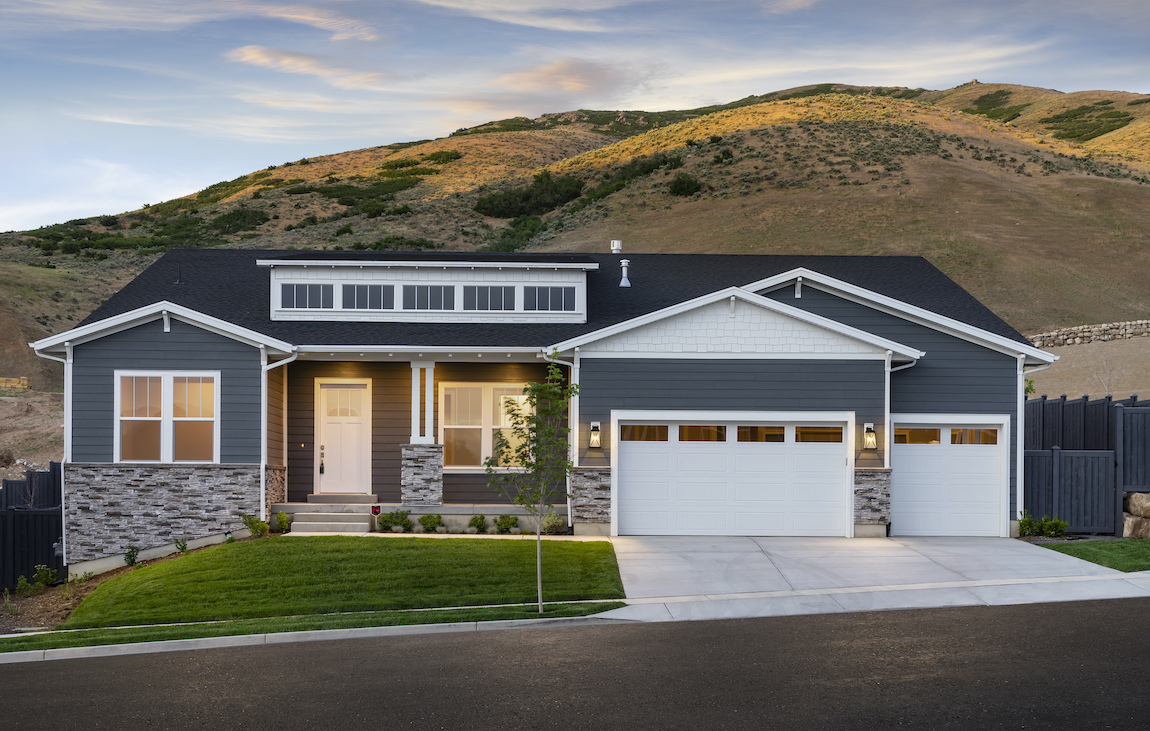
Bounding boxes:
[743,268,1056,365]
[256,259,599,271]
[30,302,294,354]
[294,345,542,354]
[548,286,924,360]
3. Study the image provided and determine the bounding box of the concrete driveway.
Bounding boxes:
[600,536,1150,622]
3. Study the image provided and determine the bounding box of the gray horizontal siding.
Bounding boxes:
[765,285,1021,511]
[71,319,262,463]
[578,358,885,468]
[443,474,515,504]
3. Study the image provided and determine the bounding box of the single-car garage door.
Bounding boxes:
[890,424,1006,536]
[617,420,850,536]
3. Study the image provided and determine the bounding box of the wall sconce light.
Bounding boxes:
[863,423,878,450]
[589,422,602,448]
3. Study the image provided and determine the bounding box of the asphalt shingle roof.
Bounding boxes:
[80,249,1030,347]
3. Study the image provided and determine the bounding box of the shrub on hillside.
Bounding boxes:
[474,171,584,218]
[668,173,702,196]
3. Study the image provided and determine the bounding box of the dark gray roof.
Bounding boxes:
[80,249,1030,347]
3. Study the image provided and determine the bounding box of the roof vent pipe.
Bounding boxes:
[619,259,631,288]
[610,239,623,254]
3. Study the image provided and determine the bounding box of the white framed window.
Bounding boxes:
[523,286,576,312]
[343,284,394,310]
[403,285,455,311]
[114,371,221,463]
[439,382,528,468]
[281,283,333,309]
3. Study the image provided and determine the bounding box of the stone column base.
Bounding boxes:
[571,467,610,528]
[854,467,891,531]
[401,444,443,505]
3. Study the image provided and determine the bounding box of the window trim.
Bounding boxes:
[113,370,221,464]
[438,381,528,470]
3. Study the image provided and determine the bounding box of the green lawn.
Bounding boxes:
[0,602,626,654]
[62,536,625,629]
[1042,539,1150,572]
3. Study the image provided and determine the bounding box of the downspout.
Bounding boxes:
[540,349,576,529]
[261,348,298,520]
[32,344,71,565]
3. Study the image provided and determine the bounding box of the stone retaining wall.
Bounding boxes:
[854,468,892,527]
[1123,491,1150,538]
[1029,320,1150,348]
[64,463,261,563]
[401,444,443,505]
[571,467,611,523]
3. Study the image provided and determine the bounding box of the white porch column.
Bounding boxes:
[410,361,435,444]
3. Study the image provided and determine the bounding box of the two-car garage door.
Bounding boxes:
[617,419,850,536]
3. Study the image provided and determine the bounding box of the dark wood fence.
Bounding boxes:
[1024,447,1116,533]
[0,462,65,590]
[1025,394,1143,451]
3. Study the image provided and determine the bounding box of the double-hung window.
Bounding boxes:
[116,371,220,463]
[440,383,527,467]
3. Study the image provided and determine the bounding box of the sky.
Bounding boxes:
[2,0,1148,232]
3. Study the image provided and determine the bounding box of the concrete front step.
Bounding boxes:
[307,493,377,504]
[290,512,374,534]
[293,512,370,524]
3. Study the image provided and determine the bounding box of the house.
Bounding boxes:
[31,246,1055,569]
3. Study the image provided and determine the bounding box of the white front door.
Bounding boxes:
[315,379,372,494]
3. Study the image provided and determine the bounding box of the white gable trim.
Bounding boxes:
[548,287,924,360]
[30,301,295,355]
[744,268,1055,365]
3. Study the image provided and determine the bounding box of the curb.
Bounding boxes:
[0,615,635,666]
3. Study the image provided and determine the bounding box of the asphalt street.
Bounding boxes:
[4,597,1148,730]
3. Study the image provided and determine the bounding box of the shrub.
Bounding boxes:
[275,511,291,534]
[380,158,420,170]
[33,564,57,588]
[98,215,119,227]
[209,207,270,235]
[474,171,584,218]
[709,135,723,144]
[124,545,141,566]
[668,173,702,196]
[1018,510,1069,538]
[418,514,444,531]
[174,536,189,554]
[540,510,566,535]
[378,509,413,532]
[495,514,519,534]
[335,224,353,236]
[241,513,269,538]
[481,215,545,252]
[425,150,463,164]
[468,514,487,532]
[15,575,34,597]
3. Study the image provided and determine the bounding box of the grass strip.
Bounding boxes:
[0,602,626,654]
[1042,539,1150,572]
[64,536,624,629]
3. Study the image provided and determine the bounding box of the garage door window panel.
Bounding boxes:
[795,426,843,443]
[951,428,998,445]
[738,426,785,442]
[620,425,668,442]
[895,428,941,445]
[679,425,726,442]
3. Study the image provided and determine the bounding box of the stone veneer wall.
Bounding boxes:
[64,463,261,563]
[265,465,286,519]
[571,467,611,523]
[401,444,443,505]
[1029,320,1150,348]
[854,468,891,526]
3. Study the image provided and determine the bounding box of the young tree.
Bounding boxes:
[484,361,578,613]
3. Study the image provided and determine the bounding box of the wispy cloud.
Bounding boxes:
[224,45,386,89]
[407,0,635,32]
[761,0,821,13]
[495,58,627,94]
[255,4,378,41]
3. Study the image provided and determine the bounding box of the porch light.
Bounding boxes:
[589,422,602,448]
[863,424,878,450]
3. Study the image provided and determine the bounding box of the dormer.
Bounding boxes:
[256,255,600,324]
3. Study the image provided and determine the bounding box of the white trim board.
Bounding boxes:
[549,287,924,361]
[257,259,600,271]
[744,268,1055,366]
[608,409,858,538]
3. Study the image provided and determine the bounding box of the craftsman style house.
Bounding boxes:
[32,246,1054,566]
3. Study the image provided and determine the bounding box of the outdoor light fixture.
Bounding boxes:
[589,422,602,448]
[863,423,878,450]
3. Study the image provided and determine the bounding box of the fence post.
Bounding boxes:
[3,507,13,589]
[1114,404,1124,537]
[1051,445,1060,521]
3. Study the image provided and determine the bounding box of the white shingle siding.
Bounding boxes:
[579,300,883,355]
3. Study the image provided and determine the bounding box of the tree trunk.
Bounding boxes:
[536,523,543,613]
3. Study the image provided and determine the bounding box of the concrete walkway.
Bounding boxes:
[598,536,1150,622]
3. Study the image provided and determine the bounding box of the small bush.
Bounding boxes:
[474,171,584,218]
[378,509,413,532]
[425,150,463,164]
[15,575,34,597]
[98,215,119,227]
[468,514,488,532]
[418,514,444,531]
[335,223,353,236]
[275,511,291,534]
[1018,510,1069,538]
[380,158,420,170]
[709,135,723,144]
[668,173,702,196]
[540,510,566,535]
[124,545,141,566]
[495,514,519,534]
[174,536,188,554]
[241,513,270,538]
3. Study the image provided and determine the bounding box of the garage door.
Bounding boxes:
[890,425,1004,536]
[617,421,850,536]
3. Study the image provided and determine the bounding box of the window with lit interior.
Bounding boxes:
[440,383,527,467]
[116,372,219,462]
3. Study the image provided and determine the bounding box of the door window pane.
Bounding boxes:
[679,425,726,442]
[796,426,843,443]
[738,426,785,442]
[121,420,161,461]
[894,428,941,444]
[951,428,998,445]
[173,421,214,461]
[620,425,668,442]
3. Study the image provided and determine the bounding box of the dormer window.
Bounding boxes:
[282,283,333,309]
[403,285,455,311]
[343,284,394,310]
[524,286,576,312]
[464,286,515,311]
